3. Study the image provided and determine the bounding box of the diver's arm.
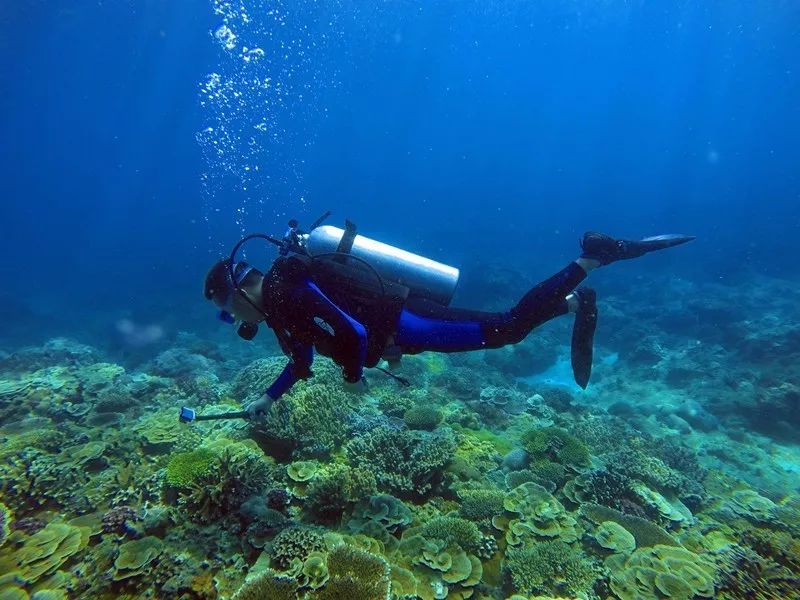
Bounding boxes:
[246,337,313,420]
[299,280,367,383]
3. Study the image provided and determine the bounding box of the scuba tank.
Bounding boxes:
[304,224,460,306]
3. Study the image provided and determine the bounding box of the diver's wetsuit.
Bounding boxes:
[260,256,586,400]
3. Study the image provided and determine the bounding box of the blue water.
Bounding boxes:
[1,1,798,353]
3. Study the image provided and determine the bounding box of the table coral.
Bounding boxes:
[581,504,678,548]
[10,522,88,584]
[608,544,716,600]
[113,536,164,580]
[503,482,578,542]
[594,521,636,554]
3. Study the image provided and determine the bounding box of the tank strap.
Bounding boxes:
[335,219,358,254]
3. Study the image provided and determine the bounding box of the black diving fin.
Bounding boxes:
[581,232,696,265]
[638,234,696,251]
[571,288,597,389]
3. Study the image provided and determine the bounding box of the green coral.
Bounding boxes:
[458,489,506,522]
[503,482,579,542]
[232,570,298,600]
[520,426,591,469]
[606,447,692,495]
[581,503,678,548]
[271,526,327,570]
[0,502,10,548]
[287,460,320,483]
[165,448,217,487]
[530,460,568,488]
[348,495,412,551]
[419,516,483,554]
[504,540,600,597]
[12,522,87,583]
[312,544,391,600]
[403,405,443,430]
[595,521,636,554]
[178,441,273,522]
[298,551,329,589]
[265,382,352,454]
[346,427,455,498]
[608,544,716,599]
[113,536,163,580]
[306,465,377,523]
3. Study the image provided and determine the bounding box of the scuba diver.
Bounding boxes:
[202,215,694,421]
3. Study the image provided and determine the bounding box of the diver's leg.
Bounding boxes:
[395,261,590,354]
[480,261,589,347]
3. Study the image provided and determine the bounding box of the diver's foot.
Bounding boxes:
[580,231,696,265]
[571,287,597,389]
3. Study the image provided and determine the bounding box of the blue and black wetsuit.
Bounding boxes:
[261,256,586,400]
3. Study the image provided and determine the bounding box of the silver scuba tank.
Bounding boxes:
[304,225,460,306]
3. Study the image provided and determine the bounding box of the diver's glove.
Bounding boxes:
[580,232,695,266]
[246,393,274,421]
[343,376,368,394]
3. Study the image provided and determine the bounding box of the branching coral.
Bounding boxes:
[715,543,800,599]
[419,517,483,554]
[458,489,506,523]
[403,405,443,430]
[265,382,352,455]
[306,464,377,523]
[312,544,391,600]
[346,426,455,498]
[165,448,217,488]
[563,467,639,513]
[504,540,600,597]
[232,570,298,600]
[178,442,273,523]
[604,447,692,496]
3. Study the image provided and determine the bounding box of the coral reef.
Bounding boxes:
[3,276,800,600]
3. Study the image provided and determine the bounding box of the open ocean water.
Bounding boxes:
[1,1,799,599]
